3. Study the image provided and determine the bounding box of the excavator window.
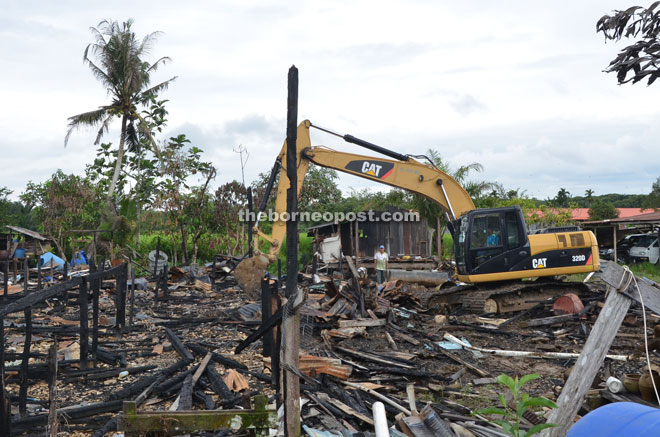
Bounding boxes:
[505,211,523,249]
[470,214,501,249]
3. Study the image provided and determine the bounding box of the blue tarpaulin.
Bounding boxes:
[40,252,65,270]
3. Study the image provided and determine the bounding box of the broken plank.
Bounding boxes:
[164,327,194,362]
[343,381,411,416]
[600,260,660,315]
[334,345,416,369]
[323,395,374,425]
[169,353,212,411]
[338,318,386,328]
[542,282,632,437]
[434,347,489,377]
[187,343,248,370]
[206,363,238,408]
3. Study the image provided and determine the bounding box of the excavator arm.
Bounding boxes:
[256,120,475,258]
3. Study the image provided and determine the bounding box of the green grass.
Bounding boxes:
[629,262,660,283]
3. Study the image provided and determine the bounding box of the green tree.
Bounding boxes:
[156,134,216,265]
[585,189,595,206]
[21,171,102,259]
[251,164,343,224]
[597,3,660,85]
[66,19,176,202]
[0,187,14,229]
[553,188,571,207]
[588,200,620,220]
[643,177,660,210]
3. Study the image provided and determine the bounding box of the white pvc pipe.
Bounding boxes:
[443,333,630,362]
[372,401,390,437]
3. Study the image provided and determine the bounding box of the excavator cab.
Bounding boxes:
[453,206,530,277]
[452,205,600,283]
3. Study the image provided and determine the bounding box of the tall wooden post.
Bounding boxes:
[282,65,301,437]
[91,260,100,363]
[18,259,31,416]
[247,187,254,258]
[79,278,89,369]
[3,260,7,299]
[47,340,58,436]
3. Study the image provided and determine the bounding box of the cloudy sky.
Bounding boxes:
[2,0,659,201]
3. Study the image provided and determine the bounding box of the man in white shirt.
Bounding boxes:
[374,245,389,284]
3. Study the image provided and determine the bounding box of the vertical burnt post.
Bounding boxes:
[277,258,282,285]
[160,265,168,299]
[247,187,254,257]
[18,258,31,416]
[261,277,273,357]
[3,259,8,300]
[128,259,135,330]
[153,237,161,279]
[116,262,127,333]
[211,256,216,290]
[282,64,301,436]
[63,260,68,282]
[37,258,42,290]
[47,340,58,436]
[79,278,89,369]
[91,259,100,362]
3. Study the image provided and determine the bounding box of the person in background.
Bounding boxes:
[374,245,389,284]
[487,229,499,247]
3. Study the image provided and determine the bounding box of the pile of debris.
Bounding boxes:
[0,255,658,436]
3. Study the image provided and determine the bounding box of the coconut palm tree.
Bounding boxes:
[65,19,176,201]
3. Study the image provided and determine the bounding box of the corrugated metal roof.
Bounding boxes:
[5,226,49,241]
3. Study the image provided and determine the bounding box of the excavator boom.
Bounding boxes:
[235,119,599,301]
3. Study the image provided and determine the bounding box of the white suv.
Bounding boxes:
[629,235,659,264]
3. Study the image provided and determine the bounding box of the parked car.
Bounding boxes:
[629,235,659,264]
[600,233,648,262]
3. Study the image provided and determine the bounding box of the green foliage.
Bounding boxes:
[588,200,620,221]
[553,188,571,207]
[475,373,557,437]
[0,187,38,231]
[268,233,314,275]
[643,177,660,211]
[441,233,453,259]
[597,3,660,85]
[20,171,103,258]
[629,262,660,282]
[569,192,646,208]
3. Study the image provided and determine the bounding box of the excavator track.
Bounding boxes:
[460,279,594,314]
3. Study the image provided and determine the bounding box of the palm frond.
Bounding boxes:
[138,77,177,103]
[95,114,114,145]
[82,53,117,93]
[65,106,112,146]
[138,31,164,56]
[125,119,140,153]
[145,56,171,74]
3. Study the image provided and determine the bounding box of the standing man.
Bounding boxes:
[374,245,389,284]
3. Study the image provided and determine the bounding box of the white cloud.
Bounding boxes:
[1,0,659,204]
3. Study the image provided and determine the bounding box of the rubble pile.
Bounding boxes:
[0,256,658,436]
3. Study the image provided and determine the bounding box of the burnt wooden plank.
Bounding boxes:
[164,327,194,362]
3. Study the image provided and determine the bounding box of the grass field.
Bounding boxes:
[629,262,660,283]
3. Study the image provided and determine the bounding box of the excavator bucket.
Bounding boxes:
[233,254,270,300]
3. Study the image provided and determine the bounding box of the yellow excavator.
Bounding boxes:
[235,120,600,312]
